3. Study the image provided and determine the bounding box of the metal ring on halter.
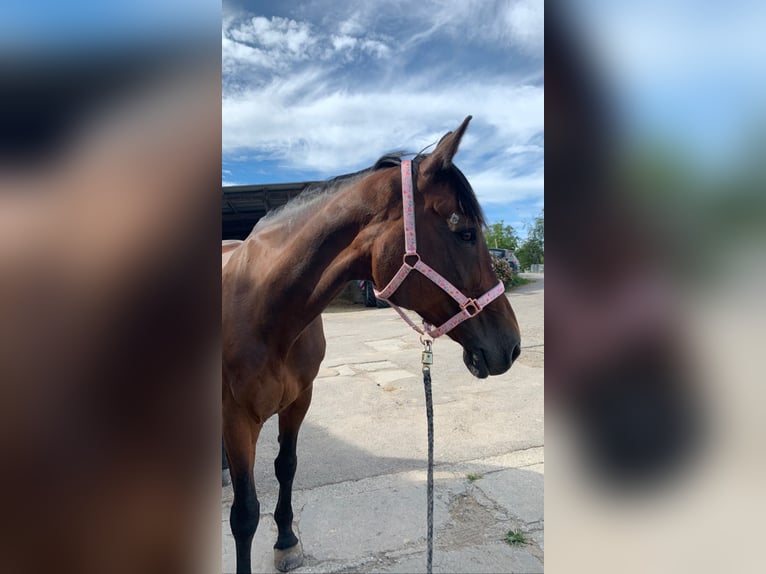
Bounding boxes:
[461,299,480,317]
[403,253,421,267]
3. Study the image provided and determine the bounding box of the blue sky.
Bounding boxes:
[222,0,544,237]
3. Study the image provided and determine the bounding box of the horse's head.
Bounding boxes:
[371,116,521,378]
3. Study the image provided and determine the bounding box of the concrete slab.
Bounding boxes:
[352,360,399,372]
[298,473,450,562]
[367,370,416,385]
[335,365,355,377]
[474,465,544,525]
[365,338,410,353]
[376,544,544,574]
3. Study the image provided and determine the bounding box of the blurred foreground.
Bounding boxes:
[0,11,221,574]
[547,2,766,572]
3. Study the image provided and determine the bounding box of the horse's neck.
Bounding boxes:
[252,180,384,347]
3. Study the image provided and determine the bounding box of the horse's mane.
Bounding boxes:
[254,151,485,231]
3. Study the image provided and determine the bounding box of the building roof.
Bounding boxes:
[222,181,318,240]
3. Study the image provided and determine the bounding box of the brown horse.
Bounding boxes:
[222,116,521,574]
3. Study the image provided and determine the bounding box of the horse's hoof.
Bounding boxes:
[274,542,304,572]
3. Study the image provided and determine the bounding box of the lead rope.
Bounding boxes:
[421,336,434,574]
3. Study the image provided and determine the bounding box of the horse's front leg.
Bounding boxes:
[273,384,313,572]
[224,393,263,574]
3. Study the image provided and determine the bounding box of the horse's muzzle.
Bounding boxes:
[463,339,520,378]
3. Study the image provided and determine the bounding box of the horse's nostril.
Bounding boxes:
[511,344,521,363]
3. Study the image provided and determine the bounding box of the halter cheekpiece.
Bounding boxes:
[373,160,505,338]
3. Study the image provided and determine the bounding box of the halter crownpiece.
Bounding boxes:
[373,160,506,338]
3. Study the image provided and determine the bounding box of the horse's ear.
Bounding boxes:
[420,115,472,178]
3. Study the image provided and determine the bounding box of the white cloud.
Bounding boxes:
[360,39,390,58]
[221,2,544,212]
[338,13,365,36]
[223,13,393,76]
[223,16,319,73]
[395,0,544,55]
[222,35,273,69]
[469,168,544,205]
[231,16,315,54]
[503,0,545,54]
[223,78,543,173]
[331,34,357,51]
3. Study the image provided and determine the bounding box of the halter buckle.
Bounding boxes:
[461,299,480,317]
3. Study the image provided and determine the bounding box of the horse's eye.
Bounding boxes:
[457,229,476,242]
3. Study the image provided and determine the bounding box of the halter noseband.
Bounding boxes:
[373,160,506,338]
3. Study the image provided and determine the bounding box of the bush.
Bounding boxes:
[491,257,533,291]
[491,257,515,289]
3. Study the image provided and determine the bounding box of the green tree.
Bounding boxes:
[516,210,544,270]
[516,240,544,270]
[527,209,544,249]
[483,221,519,251]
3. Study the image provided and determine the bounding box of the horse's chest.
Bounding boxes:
[225,355,307,420]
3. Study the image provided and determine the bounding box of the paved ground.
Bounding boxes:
[222,275,544,573]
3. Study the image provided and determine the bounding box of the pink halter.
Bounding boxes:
[373,160,506,339]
